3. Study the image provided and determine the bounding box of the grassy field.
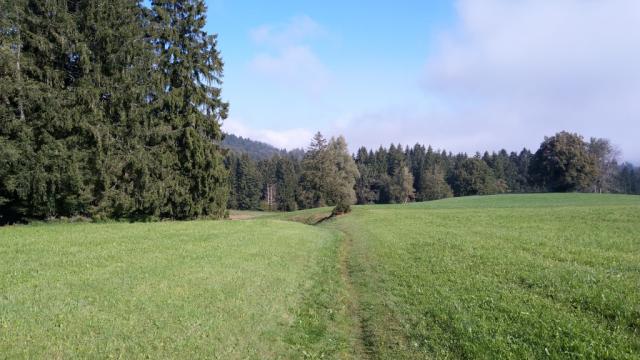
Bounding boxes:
[325,194,640,359]
[1,193,639,358]
[0,220,359,358]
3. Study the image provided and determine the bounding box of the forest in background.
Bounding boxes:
[221,133,304,161]
[1,1,639,224]
[226,130,640,212]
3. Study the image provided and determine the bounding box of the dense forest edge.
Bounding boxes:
[227,130,640,214]
[1,1,639,225]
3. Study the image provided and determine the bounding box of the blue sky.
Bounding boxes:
[198,0,640,161]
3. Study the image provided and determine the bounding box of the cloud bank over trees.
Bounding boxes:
[420,0,640,160]
[228,1,640,162]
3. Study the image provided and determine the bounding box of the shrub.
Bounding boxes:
[331,202,351,216]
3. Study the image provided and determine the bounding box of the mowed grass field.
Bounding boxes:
[324,194,640,359]
[1,193,639,359]
[0,220,360,358]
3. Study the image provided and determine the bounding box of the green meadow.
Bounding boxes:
[1,194,639,358]
[326,194,640,359]
[0,220,358,358]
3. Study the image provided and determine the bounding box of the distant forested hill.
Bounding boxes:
[221,134,304,160]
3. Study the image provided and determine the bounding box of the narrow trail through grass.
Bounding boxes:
[337,230,370,359]
[324,217,420,359]
[319,194,640,359]
[267,208,371,358]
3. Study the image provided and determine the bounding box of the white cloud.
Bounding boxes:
[421,0,640,160]
[250,45,331,95]
[248,15,332,96]
[327,106,509,154]
[223,117,313,150]
[250,15,324,48]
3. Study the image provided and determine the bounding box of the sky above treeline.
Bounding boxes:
[192,0,639,162]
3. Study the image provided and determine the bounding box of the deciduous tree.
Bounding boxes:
[417,167,453,201]
[530,132,597,192]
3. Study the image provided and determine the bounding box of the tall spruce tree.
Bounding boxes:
[275,156,298,211]
[150,0,228,219]
[72,0,158,218]
[0,0,25,223]
[354,147,378,204]
[232,154,261,210]
[300,132,330,207]
[1,0,92,222]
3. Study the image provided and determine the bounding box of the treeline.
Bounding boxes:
[227,131,640,212]
[226,133,359,213]
[0,1,229,224]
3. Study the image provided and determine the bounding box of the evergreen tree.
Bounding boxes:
[616,163,638,194]
[150,0,229,219]
[258,157,280,211]
[510,149,533,192]
[275,156,298,211]
[484,150,519,193]
[225,153,263,210]
[300,132,331,207]
[74,0,158,218]
[233,154,261,210]
[387,143,405,176]
[224,153,239,209]
[408,144,427,193]
[1,0,91,221]
[1,1,231,223]
[354,147,377,204]
[0,0,26,223]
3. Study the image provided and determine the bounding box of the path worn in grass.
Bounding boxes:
[321,194,640,359]
[337,230,370,359]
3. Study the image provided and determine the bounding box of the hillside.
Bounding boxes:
[221,133,305,160]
